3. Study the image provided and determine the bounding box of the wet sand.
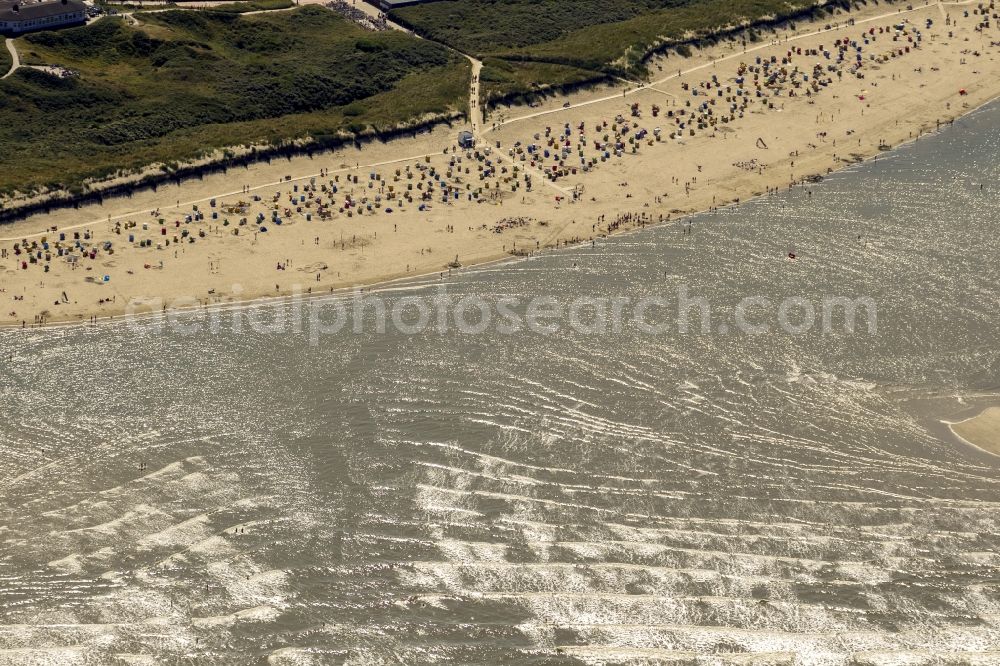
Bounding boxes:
[951,407,1000,456]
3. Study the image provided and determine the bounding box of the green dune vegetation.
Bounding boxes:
[0,46,10,77]
[391,0,851,103]
[199,0,296,13]
[0,7,469,197]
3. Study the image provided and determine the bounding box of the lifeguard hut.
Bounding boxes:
[458,131,475,149]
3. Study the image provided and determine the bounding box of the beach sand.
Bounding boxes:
[1,1,998,327]
[951,407,1000,456]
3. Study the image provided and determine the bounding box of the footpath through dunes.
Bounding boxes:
[1,39,18,79]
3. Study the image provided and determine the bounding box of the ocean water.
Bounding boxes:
[1,102,999,665]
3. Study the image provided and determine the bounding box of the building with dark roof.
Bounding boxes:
[0,0,87,35]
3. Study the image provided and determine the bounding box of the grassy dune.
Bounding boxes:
[0,39,11,75]
[392,0,850,102]
[0,7,469,196]
[392,0,670,55]
[202,0,296,13]
[478,58,607,105]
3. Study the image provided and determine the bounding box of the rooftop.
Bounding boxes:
[0,0,87,22]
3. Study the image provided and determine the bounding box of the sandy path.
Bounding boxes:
[1,38,19,79]
[469,56,483,136]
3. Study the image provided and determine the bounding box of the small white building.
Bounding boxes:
[0,0,87,35]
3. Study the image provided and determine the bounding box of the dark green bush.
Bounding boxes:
[0,7,468,194]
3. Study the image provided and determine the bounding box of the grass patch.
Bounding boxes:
[0,40,11,76]
[393,0,855,100]
[503,0,831,71]
[479,58,606,106]
[203,0,296,13]
[0,7,468,196]
[391,0,680,56]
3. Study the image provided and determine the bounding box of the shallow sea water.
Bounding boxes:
[1,103,999,664]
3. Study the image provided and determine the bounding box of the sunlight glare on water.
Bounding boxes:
[1,102,998,664]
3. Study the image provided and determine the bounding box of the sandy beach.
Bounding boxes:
[951,406,1000,456]
[1,0,998,327]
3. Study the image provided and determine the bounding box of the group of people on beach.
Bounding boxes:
[2,11,993,329]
